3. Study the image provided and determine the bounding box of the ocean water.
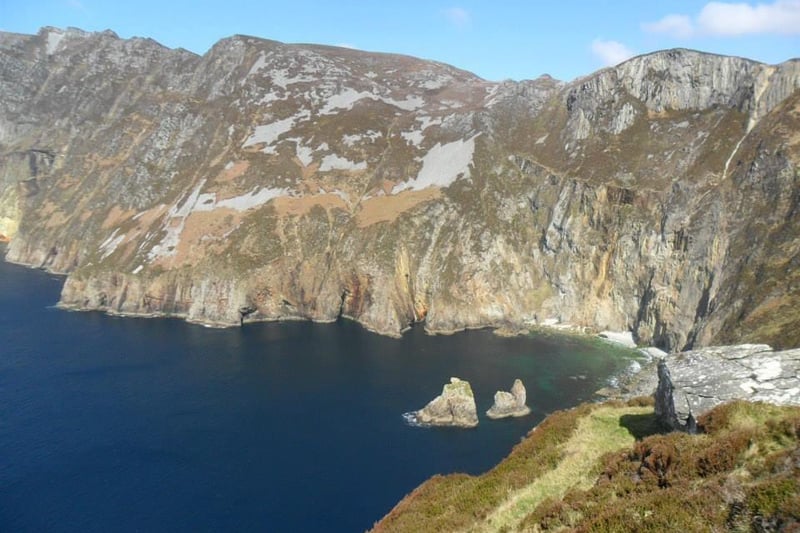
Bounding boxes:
[0,255,637,532]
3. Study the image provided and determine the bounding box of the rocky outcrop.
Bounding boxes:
[653,359,696,432]
[1,28,799,350]
[0,149,54,242]
[412,378,478,428]
[626,345,800,422]
[486,379,531,419]
[375,398,800,532]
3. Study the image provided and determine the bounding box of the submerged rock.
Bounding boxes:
[414,377,478,428]
[486,379,531,419]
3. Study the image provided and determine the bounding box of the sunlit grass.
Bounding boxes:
[480,405,653,531]
[373,399,800,533]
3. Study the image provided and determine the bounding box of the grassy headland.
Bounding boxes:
[373,399,800,532]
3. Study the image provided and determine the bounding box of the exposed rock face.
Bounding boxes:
[1,28,799,350]
[627,345,800,421]
[486,378,531,419]
[653,360,684,431]
[413,377,478,428]
[0,149,54,242]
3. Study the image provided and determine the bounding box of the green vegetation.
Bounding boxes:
[481,404,655,531]
[373,399,800,532]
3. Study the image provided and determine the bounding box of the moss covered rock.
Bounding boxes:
[413,377,479,428]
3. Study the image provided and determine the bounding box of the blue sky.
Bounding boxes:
[1,0,798,81]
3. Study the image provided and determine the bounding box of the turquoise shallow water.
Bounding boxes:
[0,255,637,532]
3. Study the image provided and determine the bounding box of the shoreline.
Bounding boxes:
[57,299,652,349]
[12,247,794,424]
[2,247,670,359]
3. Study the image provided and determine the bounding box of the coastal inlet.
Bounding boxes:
[0,255,642,533]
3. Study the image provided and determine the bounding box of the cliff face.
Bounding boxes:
[1,28,799,350]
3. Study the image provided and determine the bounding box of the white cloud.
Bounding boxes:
[591,39,636,66]
[698,0,800,35]
[443,7,471,29]
[335,43,358,50]
[642,14,694,38]
[644,0,800,38]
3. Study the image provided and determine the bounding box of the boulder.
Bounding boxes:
[414,377,478,428]
[623,345,800,422]
[486,379,531,419]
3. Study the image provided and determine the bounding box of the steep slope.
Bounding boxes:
[372,399,800,532]
[1,28,798,350]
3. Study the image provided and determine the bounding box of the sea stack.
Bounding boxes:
[486,379,531,419]
[414,377,479,428]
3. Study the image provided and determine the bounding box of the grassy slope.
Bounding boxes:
[479,405,653,531]
[372,400,800,532]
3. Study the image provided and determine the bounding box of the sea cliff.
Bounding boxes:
[1,28,799,350]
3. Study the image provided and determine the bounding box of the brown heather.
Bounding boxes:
[372,400,800,532]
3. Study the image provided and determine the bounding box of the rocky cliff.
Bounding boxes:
[626,344,800,418]
[1,27,799,350]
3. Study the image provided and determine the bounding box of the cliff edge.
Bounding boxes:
[1,28,799,350]
[374,354,800,532]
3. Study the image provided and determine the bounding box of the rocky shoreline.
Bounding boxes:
[604,343,800,417]
[33,263,643,342]
[4,30,800,352]
[6,244,797,418]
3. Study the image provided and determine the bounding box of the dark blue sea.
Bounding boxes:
[0,252,637,532]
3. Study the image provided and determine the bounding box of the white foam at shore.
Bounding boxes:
[640,346,668,358]
[402,411,425,428]
[598,330,637,349]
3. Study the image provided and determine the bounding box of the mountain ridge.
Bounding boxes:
[1,26,798,350]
